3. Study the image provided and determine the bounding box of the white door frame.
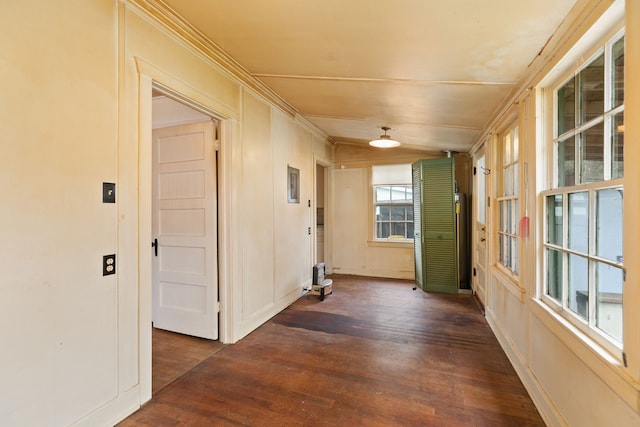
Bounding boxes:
[137,74,234,403]
[314,155,332,272]
[471,144,489,306]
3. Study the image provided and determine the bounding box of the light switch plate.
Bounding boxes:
[103,182,116,203]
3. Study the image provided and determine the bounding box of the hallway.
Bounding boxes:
[119,275,543,426]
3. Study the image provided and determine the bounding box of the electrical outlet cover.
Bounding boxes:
[103,254,116,276]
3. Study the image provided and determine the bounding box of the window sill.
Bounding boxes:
[368,239,414,249]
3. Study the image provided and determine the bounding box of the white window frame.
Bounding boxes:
[496,123,520,279]
[370,164,413,243]
[373,184,414,241]
[540,26,625,357]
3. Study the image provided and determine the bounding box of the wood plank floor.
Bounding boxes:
[152,328,225,395]
[119,275,544,426]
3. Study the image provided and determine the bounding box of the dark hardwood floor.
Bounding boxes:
[119,275,544,426]
[152,328,225,395]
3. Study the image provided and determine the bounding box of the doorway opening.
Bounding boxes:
[315,163,327,264]
[472,148,488,306]
[150,89,223,393]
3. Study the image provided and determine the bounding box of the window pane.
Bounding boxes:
[407,222,414,239]
[558,77,576,135]
[499,201,505,231]
[512,199,519,235]
[568,254,588,319]
[391,222,406,237]
[579,53,604,125]
[596,188,623,262]
[568,192,588,253]
[511,236,518,274]
[513,162,519,197]
[505,165,512,196]
[391,186,407,201]
[558,136,575,187]
[378,222,390,238]
[390,206,406,221]
[477,156,486,224]
[547,248,563,302]
[596,262,623,343]
[407,207,414,222]
[376,187,391,202]
[547,194,563,246]
[502,234,511,267]
[580,121,605,183]
[612,112,624,179]
[506,200,512,234]
[377,206,390,221]
[504,133,512,165]
[499,234,505,264]
[613,36,624,108]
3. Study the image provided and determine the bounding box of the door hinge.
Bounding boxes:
[487,196,491,207]
[622,268,627,282]
[473,166,477,176]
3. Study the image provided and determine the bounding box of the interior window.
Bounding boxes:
[496,125,519,276]
[372,164,413,240]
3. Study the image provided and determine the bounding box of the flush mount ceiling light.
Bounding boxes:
[369,126,401,148]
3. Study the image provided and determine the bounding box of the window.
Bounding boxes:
[497,125,519,276]
[371,164,413,240]
[476,155,487,225]
[543,30,624,349]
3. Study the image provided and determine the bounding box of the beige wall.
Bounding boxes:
[1,1,639,426]
[330,144,470,279]
[0,1,331,425]
[473,1,640,426]
[0,1,120,425]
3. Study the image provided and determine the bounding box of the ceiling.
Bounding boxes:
[160,0,577,153]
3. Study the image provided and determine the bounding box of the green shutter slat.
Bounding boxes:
[412,157,458,294]
[412,163,424,290]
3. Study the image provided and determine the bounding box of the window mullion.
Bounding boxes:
[603,41,613,180]
[588,189,597,327]
[562,192,570,310]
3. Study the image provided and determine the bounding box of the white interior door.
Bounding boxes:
[472,148,488,305]
[152,120,218,339]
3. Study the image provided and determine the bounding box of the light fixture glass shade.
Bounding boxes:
[369,127,401,148]
[369,135,401,148]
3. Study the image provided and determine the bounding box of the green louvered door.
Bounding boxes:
[413,158,458,293]
[412,163,425,290]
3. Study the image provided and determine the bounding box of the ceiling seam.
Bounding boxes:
[253,74,517,87]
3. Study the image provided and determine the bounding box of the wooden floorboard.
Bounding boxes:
[152,327,225,395]
[119,275,544,426]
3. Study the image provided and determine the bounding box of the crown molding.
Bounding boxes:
[124,0,298,118]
